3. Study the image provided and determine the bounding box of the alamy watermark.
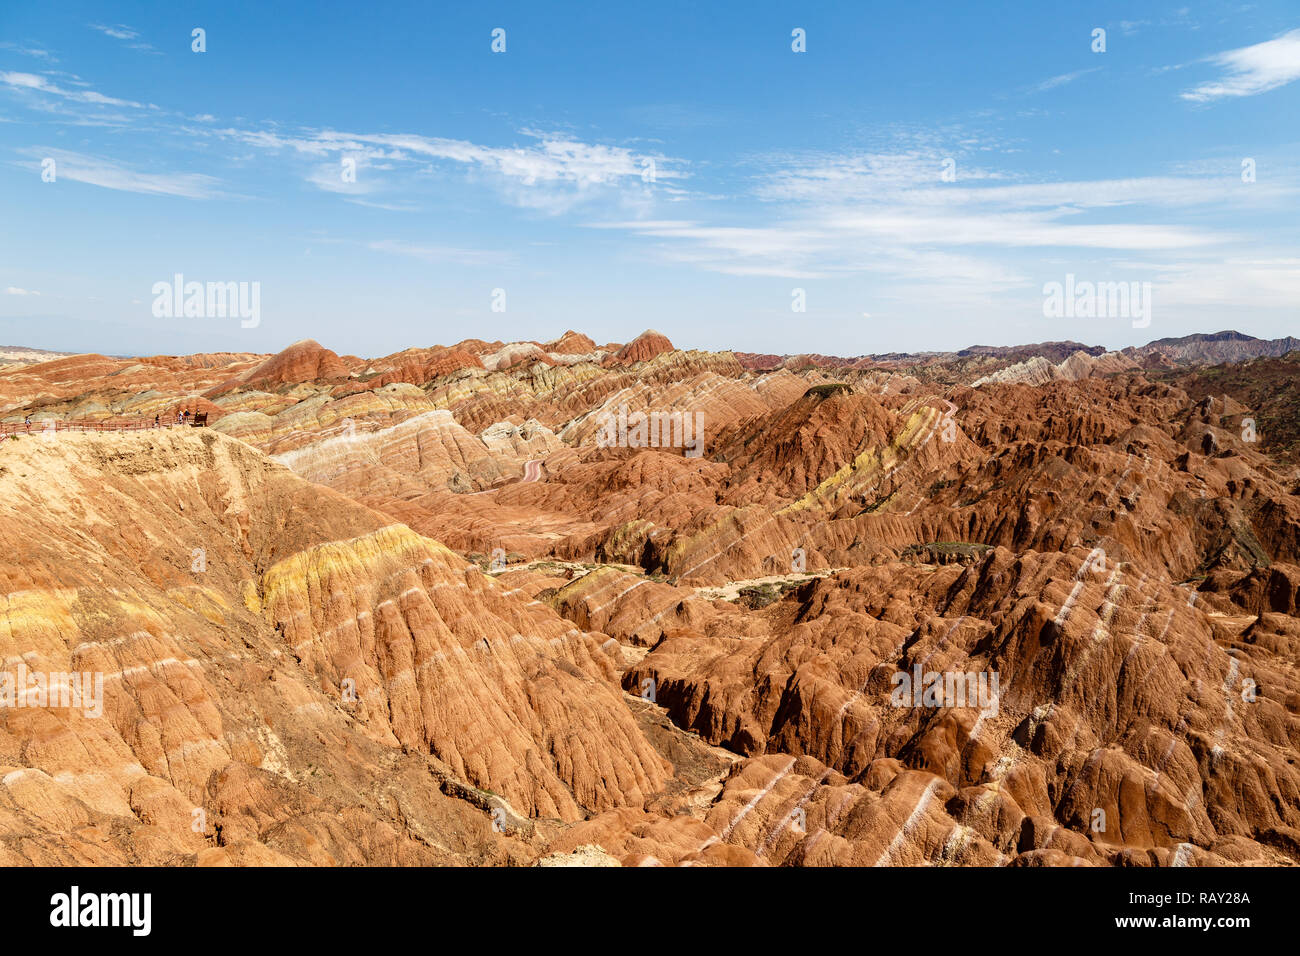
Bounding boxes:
[50,886,150,936]
[1043,274,1150,329]
[595,405,705,458]
[151,274,260,328]
[1,662,104,718]
[891,665,999,717]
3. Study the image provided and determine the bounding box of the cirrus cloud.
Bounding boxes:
[1182,28,1300,102]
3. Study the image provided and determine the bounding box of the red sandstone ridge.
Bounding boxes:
[0,429,668,862]
[363,347,485,389]
[607,329,674,366]
[545,330,598,354]
[210,339,351,395]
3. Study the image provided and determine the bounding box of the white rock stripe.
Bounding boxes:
[873,778,941,867]
[675,512,779,581]
[695,757,798,857]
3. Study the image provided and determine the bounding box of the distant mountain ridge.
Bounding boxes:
[0,345,74,366]
[733,340,1102,370]
[4,329,1296,379]
[1123,330,1300,365]
[736,330,1297,371]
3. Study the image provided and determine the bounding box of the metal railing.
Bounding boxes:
[0,417,205,436]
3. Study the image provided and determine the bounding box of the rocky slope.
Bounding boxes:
[0,429,667,862]
[1126,331,1300,366]
[1,328,1298,866]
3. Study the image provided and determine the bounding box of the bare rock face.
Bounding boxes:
[3,329,1299,867]
[480,342,552,371]
[545,330,599,355]
[972,350,1138,387]
[543,332,595,356]
[0,430,669,863]
[1127,330,1300,366]
[716,387,898,500]
[972,355,1059,388]
[608,330,675,366]
[621,549,1299,856]
[364,347,485,388]
[211,339,351,395]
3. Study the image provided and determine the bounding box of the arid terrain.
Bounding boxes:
[1,328,1298,866]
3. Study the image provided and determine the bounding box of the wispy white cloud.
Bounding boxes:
[89,24,139,41]
[1109,255,1300,311]
[0,41,55,61]
[345,198,419,212]
[587,146,1293,293]
[1,62,679,212]
[207,125,681,211]
[753,149,1286,210]
[0,70,142,108]
[213,126,680,182]
[1027,67,1100,94]
[754,151,1006,204]
[18,148,223,199]
[5,287,40,296]
[88,23,158,54]
[2,58,675,209]
[367,239,510,266]
[1182,28,1300,102]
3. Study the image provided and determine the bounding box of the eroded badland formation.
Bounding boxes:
[1,328,1299,866]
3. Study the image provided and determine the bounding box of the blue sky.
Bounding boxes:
[1,1,1297,357]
